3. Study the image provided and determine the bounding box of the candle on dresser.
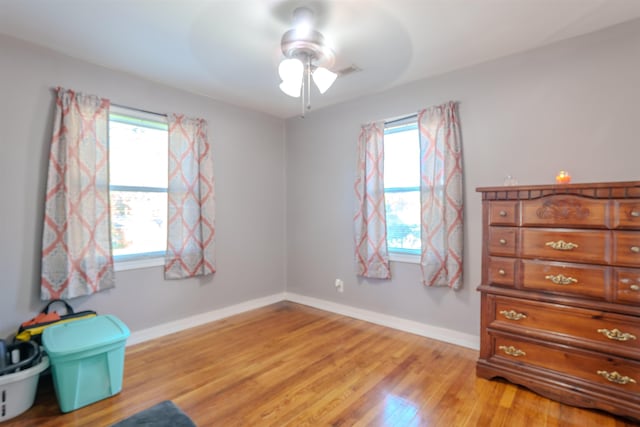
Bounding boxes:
[555,170,571,184]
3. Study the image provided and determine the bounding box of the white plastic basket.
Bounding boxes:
[0,356,49,422]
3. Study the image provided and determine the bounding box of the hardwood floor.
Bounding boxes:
[5,302,638,426]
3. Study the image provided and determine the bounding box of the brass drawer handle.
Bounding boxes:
[499,310,527,321]
[631,246,640,254]
[597,328,637,341]
[499,238,507,245]
[498,345,526,357]
[631,211,640,217]
[620,278,640,291]
[545,274,578,285]
[498,269,506,276]
[545,240,578,251]
[597,370,637,385]
[499,210,507,217]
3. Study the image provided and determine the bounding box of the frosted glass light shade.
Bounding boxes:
[312,67,337,94]
[279,58,303,81]
[279,58,303,97]
[280,80,302,97]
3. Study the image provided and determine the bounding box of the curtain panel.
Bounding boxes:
[418,101,464,289]
[41,87,114,300]
[165,114,216,279]
[353,121,391,279]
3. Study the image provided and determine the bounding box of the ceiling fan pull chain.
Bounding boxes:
[307,56,312,112]
[301,77,305,118]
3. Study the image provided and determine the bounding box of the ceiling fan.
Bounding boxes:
[277,6,338,117]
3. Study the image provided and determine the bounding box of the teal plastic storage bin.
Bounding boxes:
[42,315,130,413]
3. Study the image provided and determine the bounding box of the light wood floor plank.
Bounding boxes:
[5,302,638,426]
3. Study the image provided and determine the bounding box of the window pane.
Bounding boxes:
[385,190,420,253]
[110,190,167,258]
[383,127,419,189]
[109,120,168,188]
[384,121,421,255]
[108,108,168,262]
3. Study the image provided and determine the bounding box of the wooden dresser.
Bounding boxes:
[476,181,640,420]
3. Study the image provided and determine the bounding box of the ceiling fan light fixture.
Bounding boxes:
[278,6,337,117]
[278,58,303,97]
[279,80,302,98]
[312,67,337,94]
[278,57,303,81]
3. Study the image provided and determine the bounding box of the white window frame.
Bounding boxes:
[114,256,164,272]
[109,105,168,272]
[384,116,421,264]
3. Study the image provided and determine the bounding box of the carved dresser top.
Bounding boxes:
[477,181,640,201]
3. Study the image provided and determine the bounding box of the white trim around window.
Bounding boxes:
[113,256,165,272]
[389,252,420,264]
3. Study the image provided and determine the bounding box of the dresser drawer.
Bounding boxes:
[488,227,517,257]
[488,257,517,287]
[521,260,608,299]
[615,268,640,304]
[521,229,610,264]
[613,231,640,267]
[521,196,609,228]
[489,201,519,226]
[491,296,639,358]
[613,200,640,229]
[491,334,640,395]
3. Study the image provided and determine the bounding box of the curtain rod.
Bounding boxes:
[111,102,167,118]
[50,88,168,118]
[384,113,417,125]
[376,101,460,126]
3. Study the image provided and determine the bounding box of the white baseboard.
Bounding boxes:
[127,291,479,351]
[284,292,480,350]
[127,293,286,346]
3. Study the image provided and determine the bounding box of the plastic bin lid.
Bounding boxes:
[42,315,130,356]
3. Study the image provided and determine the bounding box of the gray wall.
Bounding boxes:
[0,35,286,338]
[285,19,640,337]
[2,18,639,343]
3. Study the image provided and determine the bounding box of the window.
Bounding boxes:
[384,118,421,262]
[109,106,168,269]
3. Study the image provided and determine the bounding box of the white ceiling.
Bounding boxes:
[1,0,640,118]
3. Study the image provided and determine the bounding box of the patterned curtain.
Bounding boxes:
[41,88,114,300]
[353,121,391,279]
[165,114,216,279]
[418,101,464,289]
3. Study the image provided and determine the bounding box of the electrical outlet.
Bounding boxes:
[335,278,344,293]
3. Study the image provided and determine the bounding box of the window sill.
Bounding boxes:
[389,252,420,264]
[114,256,164,272]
